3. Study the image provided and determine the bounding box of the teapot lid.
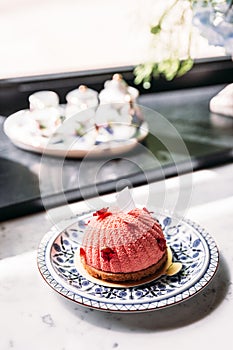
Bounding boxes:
[99,74,139,103]
[29,90,59,110]
[66,85,98,106]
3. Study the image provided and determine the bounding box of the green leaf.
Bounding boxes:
[152,63,160,79]
[133,65,146,85]
[133,63,154,85]
[165,59,180,80]
[150,24,161,35]
[177,58,194,77]
[158,60,171,73]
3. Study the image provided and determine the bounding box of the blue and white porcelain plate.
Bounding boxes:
[37,211,219,312]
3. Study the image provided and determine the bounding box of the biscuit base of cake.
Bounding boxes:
[80,250,168,283]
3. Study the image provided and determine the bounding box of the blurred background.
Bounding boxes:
[0,0,228,79]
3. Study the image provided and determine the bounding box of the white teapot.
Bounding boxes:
[65,85,98,118]
[98,74,139,109]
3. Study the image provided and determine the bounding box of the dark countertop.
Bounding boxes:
[0,84,232,220]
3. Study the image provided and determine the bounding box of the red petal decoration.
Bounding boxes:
[80,247,86,258]
[101,247,115,262]
[157,237,166,251]
[93,207,112,221]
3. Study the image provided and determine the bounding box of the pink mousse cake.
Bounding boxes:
[79,207,167,282]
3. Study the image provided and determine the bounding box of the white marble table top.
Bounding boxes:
[0,163,233,350]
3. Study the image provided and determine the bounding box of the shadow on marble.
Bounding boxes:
[59,252,230,332]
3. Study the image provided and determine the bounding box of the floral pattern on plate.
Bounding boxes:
[37,211,219,312]
[4,110,148,158]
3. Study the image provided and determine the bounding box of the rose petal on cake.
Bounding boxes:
[101,247,115,262]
